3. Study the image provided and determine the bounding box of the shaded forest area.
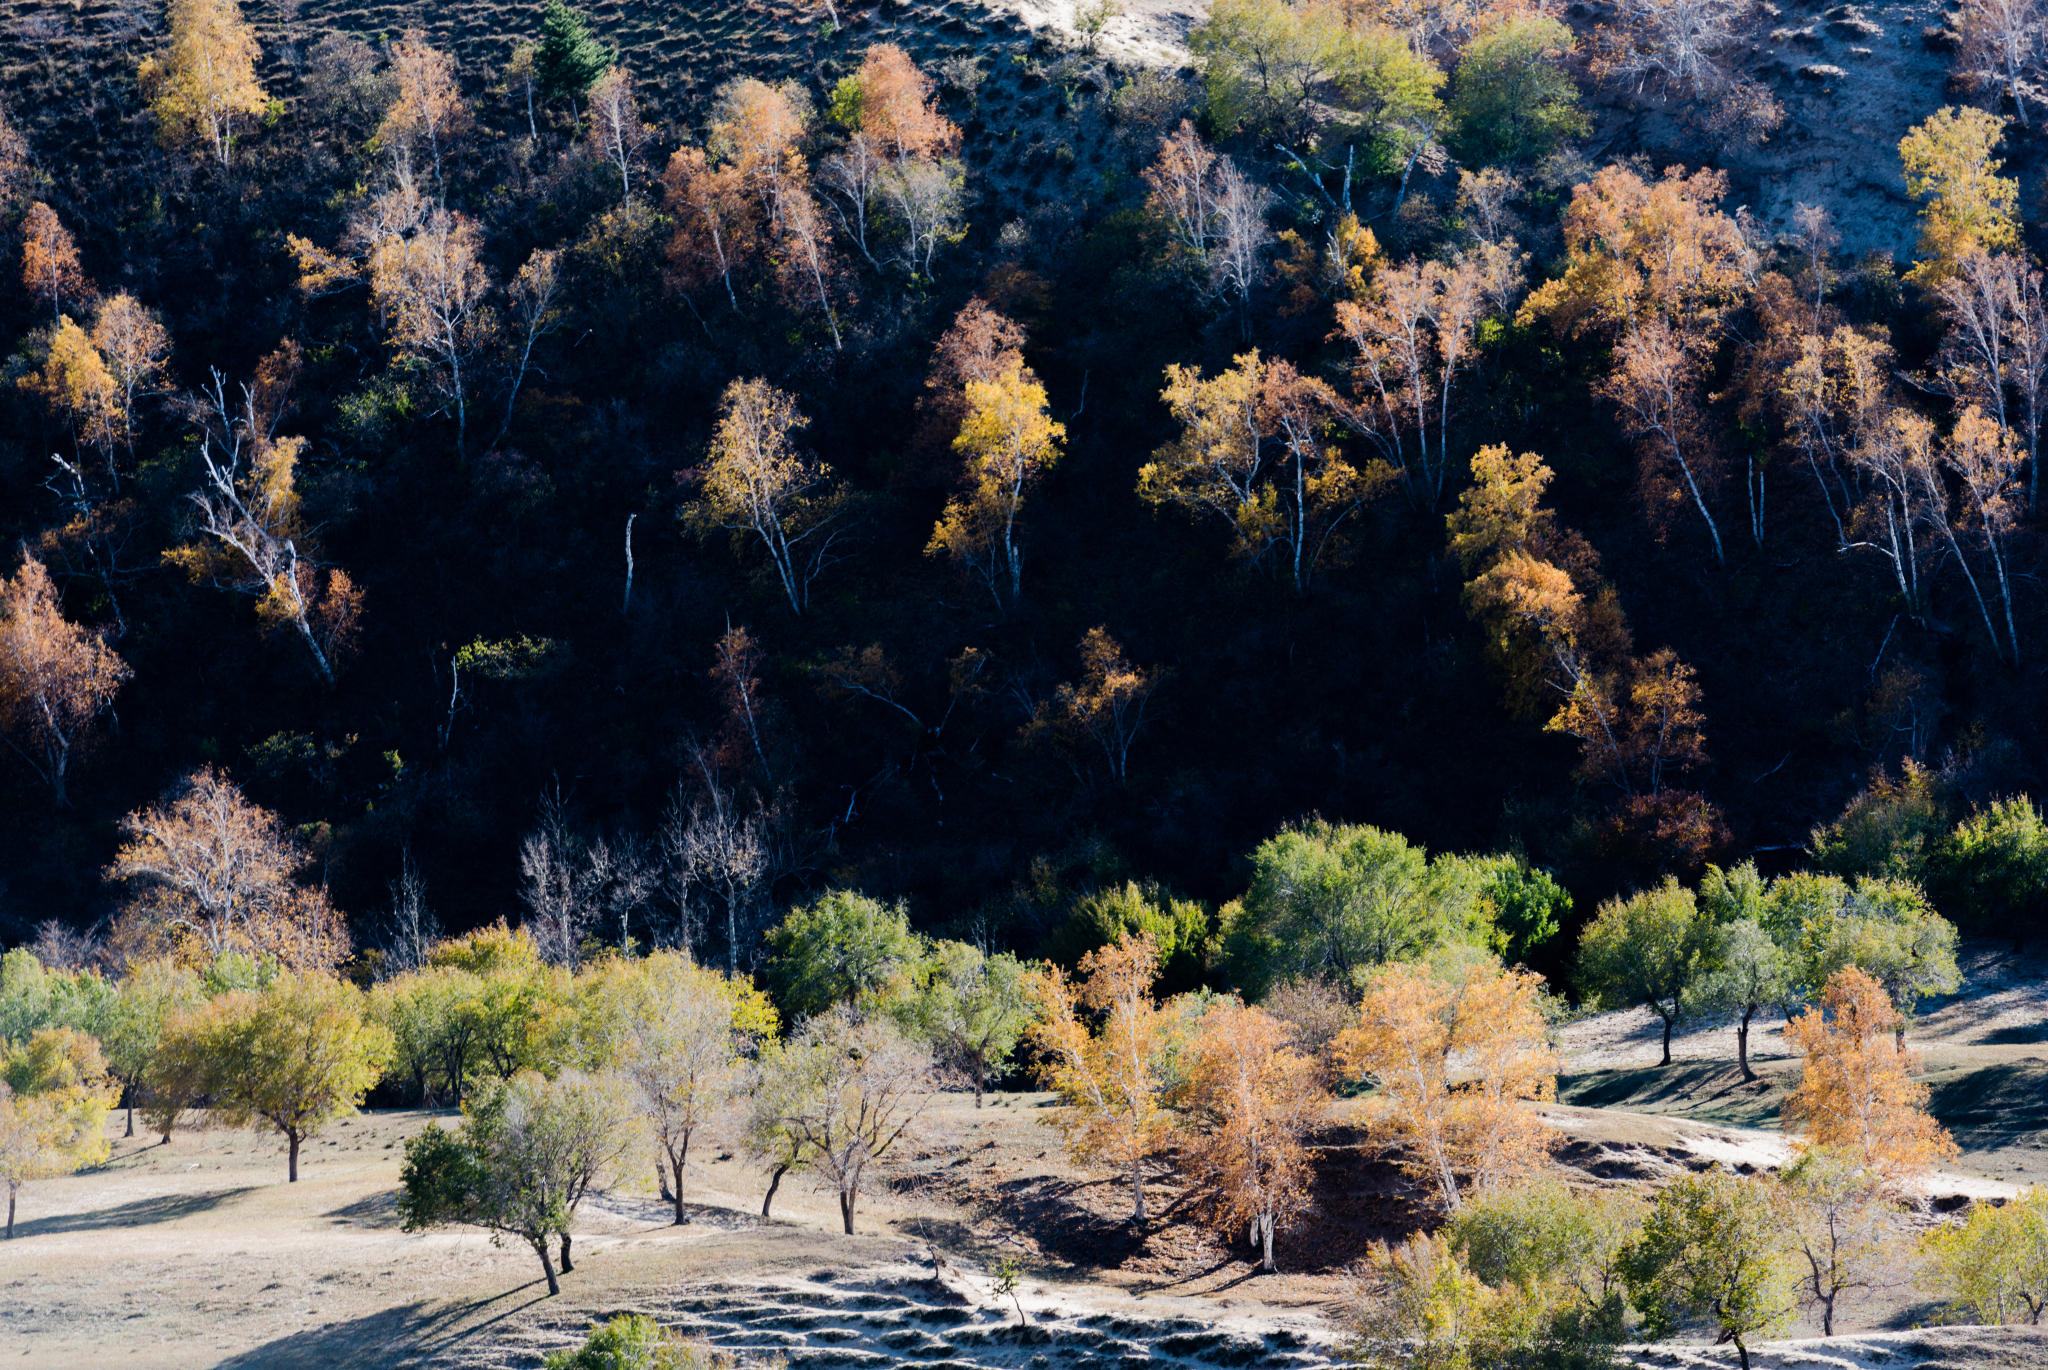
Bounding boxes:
[0,0,2043,985]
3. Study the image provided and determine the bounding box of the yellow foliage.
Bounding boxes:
[1783,966,1958,1180]
[140,0,268,165]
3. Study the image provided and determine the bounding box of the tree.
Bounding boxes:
[1620,1169,1795,1370]
[150,974,393,1181]
[1942,795,2048,944]
[378,31,468,187]
[1208,160,1273,333]
[1899,107,2019,283]
[1219,820,1493,1000]
[1575,878,1717,1064]
[544,1316,745,1370]
[101,956,204,1137]
[1447,1180,1641,1351]
[1600,318,1727,562]
[0,553,129,808]
[927,364,1064,609]
[615,952,770,1223]
[585,66,648,199]
[535,0,612,109]
[902,941,1037,1106]
[770,1005,935,1234]
[22,315,122,471]
[400,1068,636,1293]
[742,1036,820,1217]
[663,148,758,313]
[764,890,922,1020]
[1957,0,2041,127]
[1689,916,1788,1081]
[1028,931,1172,1222]
[1448,15,1587,164]
[516,792,652,968]
[22,203,89,322]
[139,0,269,165]
[169,345,361,683]
[1921,1186,2048,1325]
[876,157,964,280]
[108,767,352,972]
[686,378,853,616]
[0,1028,115,1238]
[1592,0,1782,143]
[1180,999,1326,1271]
[91,294,171,458]
[1779,1147,1898,1335]
[1940,405,2023,664]
[1031,627,1164,786]
[369,204,493,459]
[1782,967,1958,1178]
[1141,350,1378,592]
[1333,961,1558,1210]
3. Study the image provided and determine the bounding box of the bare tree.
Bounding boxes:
[518,791,649,966]
[495,248,563,447]
[376,848,440,976]
[772,1005,936,1234]
[877,158,963,280]
[818,132,885,266]
[1958,0,2042,128]
[659,755,767,974]
[1209,160,1273,336]
[585,66,648,198]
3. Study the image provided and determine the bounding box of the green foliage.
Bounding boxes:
[1460,854,1569,965]
[1810,762,1945,882]
[897,941,1038,1100]
[764,890,924,1020]
[1047,880,1211,994]
[1688,918,1790,1024]
[1446,16,1586,164]
[1574,879,1717,1054]
[1191,0,1441,146]
[536,0,613,103]
[0,950,117,1047]
[1797,879,1961,1023]
[1936,795,2048,934]
[543,1315,740,1370]
[826,74,866,131]
[397,1119,484,1232]
[1218,820,1501,1000]
[1621,1169,1796,1359]
[1920,1188,2048,1325]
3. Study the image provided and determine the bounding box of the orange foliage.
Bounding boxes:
[0,554,130,807]
[22,201,90,319]
[1783,966,1958,1181]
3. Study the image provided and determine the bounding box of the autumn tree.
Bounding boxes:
[377,30,469,187]
[1941,405,2024,664]
[1142,350,1380,592]
[21,201,88,319]
[825,45,963,278]
[1592,0,1783,144]
[0,553,129,807]
[1620,1169,1795,1370]
[150,974,393,1181]
[770,1005,936,1234]
[1180,999,1327,1271]
[912,296,1027,460]
[1029,931,1174,1222]
[1899,106,2019,283]
[140,0,269,165]
[663,149,756,312]
[0,1028,115,1238]
[168,349,361,683]
[108,766,351,971]
[22,316,122,475]
[586,66,649,198]
[1601,317,1726,562]
[928,364,1064,608]
[1576,879,1717,1064]
[1957,0,2042,127]
[1333,961,1558,1210]
[400,1069,636,1294]
[686,378,854,615]
[614,952,771,1223]
[496,247,564,446]
[1921,1186,2048,1325]
[1782,966,1958,1178]
[1031,627,1165,786]
[91,294,171,459]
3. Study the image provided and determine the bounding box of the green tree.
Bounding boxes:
[149,974,393,1181]
[1938,795,2048,946]
[900,941,1037,1106]
[1810,762,1946,882]
[535,0,612,108]
[1898,105,2019,283]
[741,1036,821,1218]
[0,1028,116,1238]
[1621,1169,1796,1370]
[1800,880,1961,1045]
[763,890,924,1020]
[1047,880,1211,995]
[399,1069,636,1294]
[1219,820,1494,1000]
[1689,917,1790,1081]
[102,956,204,1137]
[1921,1186,2048,1325]
[1447,1180,1641,1356]
[1575,878,1717,1065]
[1447,15,1586,164]
[1779,1147,1898,1336]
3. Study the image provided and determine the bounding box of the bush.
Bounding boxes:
[543,1314,741,1370]
[1935,795,2048,943]
[1447,15,1587,164]
[1045,880,1211,994]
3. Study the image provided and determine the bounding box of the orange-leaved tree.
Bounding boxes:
[1180,999,1328,1271]
[1334,961,1558,1210]
[21,201,90,320]
[928,363,1064,609]
[1783,966,1957,1181]
[0,553,130,808]
[1030,627,1165,787]
[1027,930,1174,1222]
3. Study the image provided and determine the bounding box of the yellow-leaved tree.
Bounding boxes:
[0,552,131,808]
[929,364,1064,610]
[1028,930,1173,1222]
[139,0,269,166]
[1899,106,2019,285]
[1180,999,1327,1272]
[1782,965,1958,1181]
[1,1027,117,1238]
[1334,960,1558,1210]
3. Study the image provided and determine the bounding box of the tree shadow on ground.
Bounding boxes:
[1925,1059,2048,1142]
[12,1185,261,1237]
[211,1283,555,1370]
[324,1190,401,1227]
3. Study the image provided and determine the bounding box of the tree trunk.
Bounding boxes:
[1734,1335,1750,1370]
[1260,1212,1275,1273]
[762,1163,790,1218]
[125,1102,135,1138]
[1738,1005,1756,1082]
[533,1239,560,1295]
[288,1131,300,1182]
[1661,1013,1674,1066]
[559,1231,573,1273]
[672,1141,690,1225]
[1131,1159,1145,1223]
[974,1057,984,1108]
[1822,1291,1836,1336]
[839,1190,856,1235]
[6,1185,14,1239]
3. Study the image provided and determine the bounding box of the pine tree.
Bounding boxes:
[535,1,611,108]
